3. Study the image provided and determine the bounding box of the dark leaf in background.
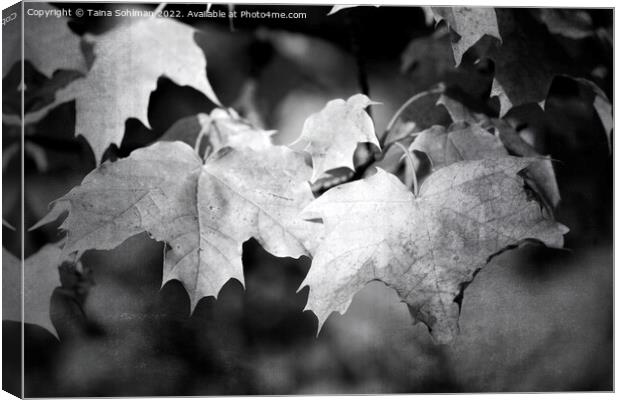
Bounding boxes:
[2,2,86,79]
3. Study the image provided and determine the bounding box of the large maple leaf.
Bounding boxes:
[291,94,380,183]
[300,158,567,343]
[54,17,220,163]
[34,141,321,308]
[3,244,64,338]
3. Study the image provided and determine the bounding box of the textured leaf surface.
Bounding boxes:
[410,124,507,170]
[431,7,501,66]
[3,3,86,78]
[292,94,380,182]
[410,119,561,210]
[55,18,220,163]
[35,142,320,308]
[3,245,63,338]
[301,159,567,343]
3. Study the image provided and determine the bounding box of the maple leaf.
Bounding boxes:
[34,141,321,308]
[430,7,501,66]
[3,244,65,338]
[2,3,86,78]
[160,108,274,154]
[300,159,567,343]
[428,9,596,118]
[291,94,380,183]
[487,9,566,117]
[406,91,562,212]
[408,118,561,211]
[53,17,221,163]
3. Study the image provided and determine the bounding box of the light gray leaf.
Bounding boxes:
[301,159,567,343]
[54,18,221,163]
[292,94,380,182]
[34,142,321,308]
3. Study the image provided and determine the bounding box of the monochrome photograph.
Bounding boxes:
[1,1,614,396]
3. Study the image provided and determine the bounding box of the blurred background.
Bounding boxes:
[2,3,613,395]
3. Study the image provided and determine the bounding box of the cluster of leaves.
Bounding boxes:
[6,5,612,343]
[423,7,612,140]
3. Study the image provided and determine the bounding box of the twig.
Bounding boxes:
[345,12,371,116]
[342,10,378,181]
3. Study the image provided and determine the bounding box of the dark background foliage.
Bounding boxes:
[2,3,613,395]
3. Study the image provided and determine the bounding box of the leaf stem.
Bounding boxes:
[194,122,210,156]
[393,142,418,197]
[344,12,371,119]
[381,84,445,147]
[153,3,167,15]
[228,4,236,32]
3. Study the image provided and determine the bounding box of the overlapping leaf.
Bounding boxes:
[410,124,507,170]
[54,17,220,163]
[490,119,561,209]
[34,140,321,308]
[430,7,501,66]
[426,7,612,130]
[417,95,561,210]
[431,8,555,116]
[488,9,563,117]
[573,77,613,150]
[301,159,567,343]
[292,94,380,182]
[160,108,274,153]
[3,244,64,338]
[489,9,612,134]
[3,3,86,78]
